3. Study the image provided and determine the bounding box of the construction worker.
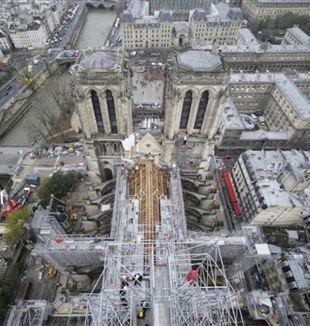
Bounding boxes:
[133,273,143,285]
[137,310,145,319]
[140,300,149,314]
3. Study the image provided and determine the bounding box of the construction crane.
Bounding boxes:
[0,189,22,219]
[217,156,242,220]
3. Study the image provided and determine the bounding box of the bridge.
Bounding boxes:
[86,0,119,9]
[55,50,80,64]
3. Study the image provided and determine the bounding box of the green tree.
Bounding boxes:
[37,177,51,206]
[38,172,81,207]
[4,208,30,245]
[17,67,37,90]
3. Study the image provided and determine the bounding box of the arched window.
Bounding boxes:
[91,90,104,133]
[106,90,118,134]
[179,90,192,129]
[194,91,209,129]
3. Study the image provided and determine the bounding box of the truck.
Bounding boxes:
[33,55,40,65]
[24,175,40,187]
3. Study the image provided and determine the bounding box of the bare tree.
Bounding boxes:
[49,78,75,116]
[26,99,61,144]
[25,75,75,145]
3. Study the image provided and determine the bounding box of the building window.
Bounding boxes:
[194,90,209,129]
[91,90,105,133]
[179,90,192,129]
[106,90,118,134]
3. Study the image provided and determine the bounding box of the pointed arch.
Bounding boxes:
[194,90,209,129]
[179,90,193,129]
[90,90,105,133]
[106,90,118,134]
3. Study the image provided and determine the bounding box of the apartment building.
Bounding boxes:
[0,29,11,51]
[242,0,310,21]
[220,28,310,72]
[9,21,48,49]
[260,249,310,312]
[283,26,310,46]
[121,2,246,49]
[189,3,246,47]
[231,149,310,225]
[218,72,310,150]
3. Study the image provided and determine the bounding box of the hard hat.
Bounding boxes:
[138,311,144,318]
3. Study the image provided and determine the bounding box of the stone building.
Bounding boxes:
[120,9,174,49]
[73,50,132,180]
[163,50,227,173]
[283,26,310,46]
[217,73,310,150]
[120,2,246,50]
[73,26,310,180]
[260,248,310,312]
[0,29,11,51]
[189,3,246,48]
[9,20,48,49]
[242,0,310,21]
[231,149,310,225]
[220,28,310,72]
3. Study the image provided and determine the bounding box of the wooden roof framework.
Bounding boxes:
[129,160,169,263]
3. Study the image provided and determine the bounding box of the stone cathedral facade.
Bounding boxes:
[73,43,310,181]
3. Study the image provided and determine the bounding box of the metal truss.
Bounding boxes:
[169,244,244,326]
[85,242,153,326]
[85,161,244,326]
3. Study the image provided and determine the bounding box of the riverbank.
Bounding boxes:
[0,68,72,147]
[75,8,117,49]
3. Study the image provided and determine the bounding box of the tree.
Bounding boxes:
[37,177,51,205]
[254,14,310,43]
[25,100,61,144]
[25,75,76,145]
[4,208,30,245]
[17,67,37,90]
[38,172,81,207]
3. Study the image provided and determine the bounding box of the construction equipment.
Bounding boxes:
[217,157,242,220]
[0,190,22,219]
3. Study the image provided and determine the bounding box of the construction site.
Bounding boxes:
[7,159,247,326]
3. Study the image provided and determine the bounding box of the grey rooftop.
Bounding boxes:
[177,50,222,71]
[240,130,289,141]
[209,2,243,22]
[287,27,310,45]
[79,52,118,71]
[256,0,310,3]
[173,21,190,34]
[135,16,159,25]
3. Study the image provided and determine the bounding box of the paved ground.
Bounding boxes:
[132,71,164,106]
[0,147,30,176]
[23,255,59,301]
[15,146,86,182]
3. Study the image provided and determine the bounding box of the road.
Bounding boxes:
[0,60,46,110]
[49,1,87,49]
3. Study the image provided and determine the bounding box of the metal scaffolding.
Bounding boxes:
[33,234,107,271]
[169,243,243,326]
[86,242,152,326]
[83,160,244,325]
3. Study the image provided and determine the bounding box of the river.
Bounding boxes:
[0,9,117,147]
[75,8,117,49]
